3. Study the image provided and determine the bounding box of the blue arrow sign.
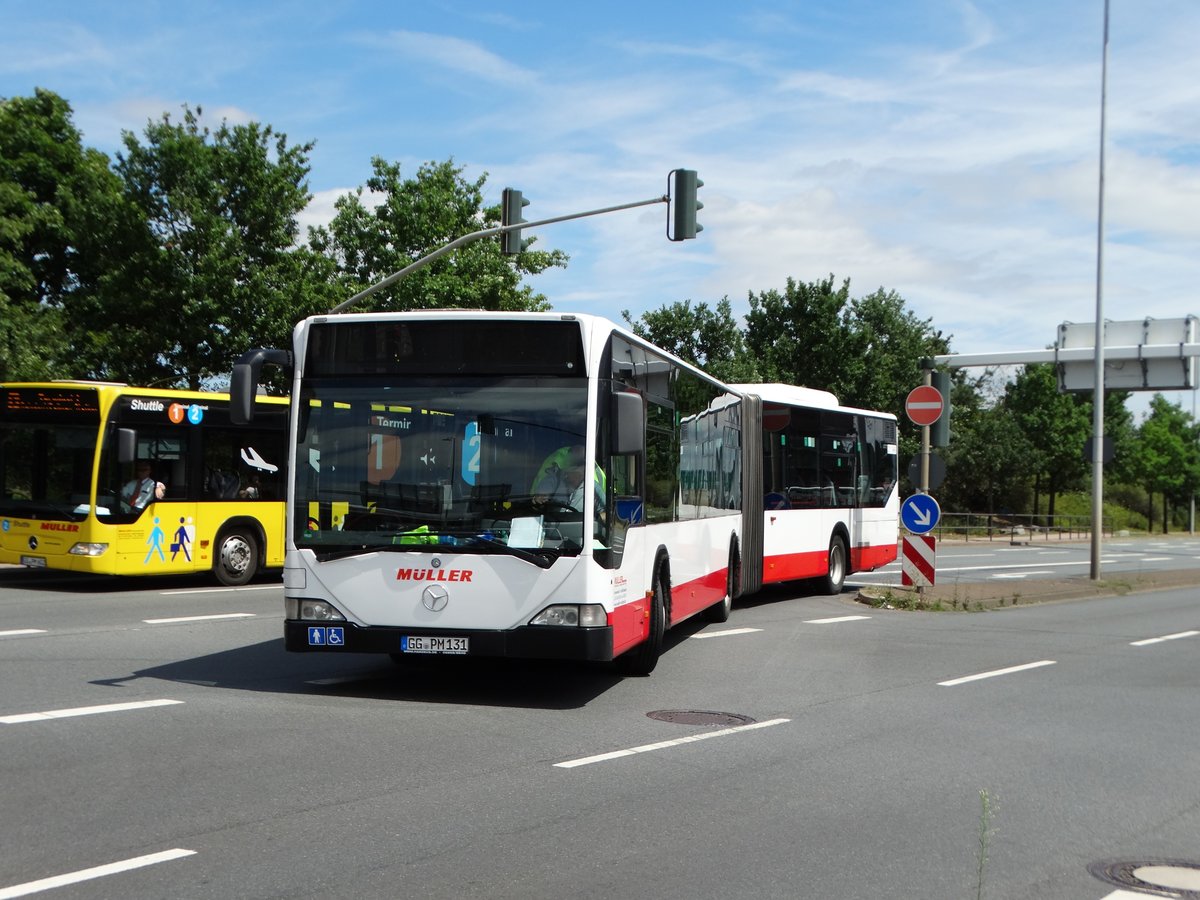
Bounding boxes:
[901,493,941,535]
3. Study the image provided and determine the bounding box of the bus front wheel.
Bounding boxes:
[822,534,847,595]
[615,565,666,677]
[214,528,259,586]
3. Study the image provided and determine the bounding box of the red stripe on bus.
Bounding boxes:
[608,566,730,655]
[667,567,728,624]
[854,543,898,570]
[762,542,899,585]
[609,596,649,657]
[762,550,826,583]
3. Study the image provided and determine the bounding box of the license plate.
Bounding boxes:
[401,635,469,655]
[20,556,46,568]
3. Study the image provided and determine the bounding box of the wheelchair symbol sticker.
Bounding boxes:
[307,626,344,646]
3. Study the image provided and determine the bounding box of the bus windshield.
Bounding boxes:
[0,420,97,521]
[295,378,594,560]
[0,386,102,522]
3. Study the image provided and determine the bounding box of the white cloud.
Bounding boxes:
[369,30,538,87]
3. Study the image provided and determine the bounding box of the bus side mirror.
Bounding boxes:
[611,391,644,456]
[231,348,292,425]
[117,428,137,465]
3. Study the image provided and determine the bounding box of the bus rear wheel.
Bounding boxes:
[822,534,847,595]
[705,542,739,623]
[214,527,258,586]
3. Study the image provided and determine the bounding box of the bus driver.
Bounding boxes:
[122,460,165,510]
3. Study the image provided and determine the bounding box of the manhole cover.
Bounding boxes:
[646,710,756,727]
[1089,859,1200,898]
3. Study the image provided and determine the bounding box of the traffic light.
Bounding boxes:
[500,187,529,255]
[931,369,952,447]
[668,169,703,241]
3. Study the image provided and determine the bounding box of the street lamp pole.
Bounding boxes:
[1090,0,1110,580]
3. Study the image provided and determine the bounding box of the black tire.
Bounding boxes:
[822,533,847,595]
[214,527,259,586]
[615,564,666,677]
[705,542,739,623]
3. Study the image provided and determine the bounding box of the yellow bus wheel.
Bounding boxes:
[214,528,258,586]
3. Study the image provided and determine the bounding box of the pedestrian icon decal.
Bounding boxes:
[145,517,166,563]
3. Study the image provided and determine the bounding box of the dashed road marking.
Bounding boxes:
[691,627,762,639]
[938,660,1056,687]
[0,699,183,726]
[555,718,791,768]
[143,613,256,624]
[0,848,195,899]
[1131,630,1199,646]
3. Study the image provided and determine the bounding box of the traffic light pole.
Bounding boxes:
[920,368,931,494]
[329,194,670,314]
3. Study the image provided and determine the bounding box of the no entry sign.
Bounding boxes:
[905,385,944,427]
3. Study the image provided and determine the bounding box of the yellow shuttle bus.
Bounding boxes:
[0,382,287,584]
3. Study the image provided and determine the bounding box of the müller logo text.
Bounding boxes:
[41,522,80,532]
[396,568,473,582]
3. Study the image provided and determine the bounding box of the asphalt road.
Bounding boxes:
[852,534,1200,587]
[1,565,1198,899]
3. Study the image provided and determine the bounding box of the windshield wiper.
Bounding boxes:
[307,534,556,569]
[465,534,555,569]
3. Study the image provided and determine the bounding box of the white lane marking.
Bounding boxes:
[0,629,46,638]
[555,718,791,769]
[940,560,1106,573]
[0,848,195,899]
[1131,630,1200,646]
[938,660,1057,687]
[1139,557,1174,562]
[0,699,183,725]
[143,613,256,624]
[1100,892,1166,899]
[991,571,1054,579]
[805,615,871,624]
[690,627,762,639]
[160,584,279,595]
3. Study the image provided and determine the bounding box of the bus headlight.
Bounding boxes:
[285,598,346,621]
[529,604,607,627]
[68,543,109,557]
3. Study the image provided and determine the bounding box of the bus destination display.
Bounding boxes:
[2,387,101,420]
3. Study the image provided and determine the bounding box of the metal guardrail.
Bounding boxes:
[933,512,1112,542]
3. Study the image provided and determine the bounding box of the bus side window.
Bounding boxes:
[167,459,188,499]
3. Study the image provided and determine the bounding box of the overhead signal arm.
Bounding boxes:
[329,169,703,314]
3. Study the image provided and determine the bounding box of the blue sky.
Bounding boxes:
[3,1,1199,388]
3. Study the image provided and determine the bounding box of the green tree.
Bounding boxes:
[1131,395,1200,533]
[743,276,947,413]
[622,297,760,384]
[0,89,125,380]
[743,275,854,394]
[95,105,328,388]
[842,286,950,419]
[944,397,1033,515]
[1004,364,1091,521]
[309,157,567,313]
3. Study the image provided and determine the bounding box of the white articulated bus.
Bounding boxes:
[232,311,897,675]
